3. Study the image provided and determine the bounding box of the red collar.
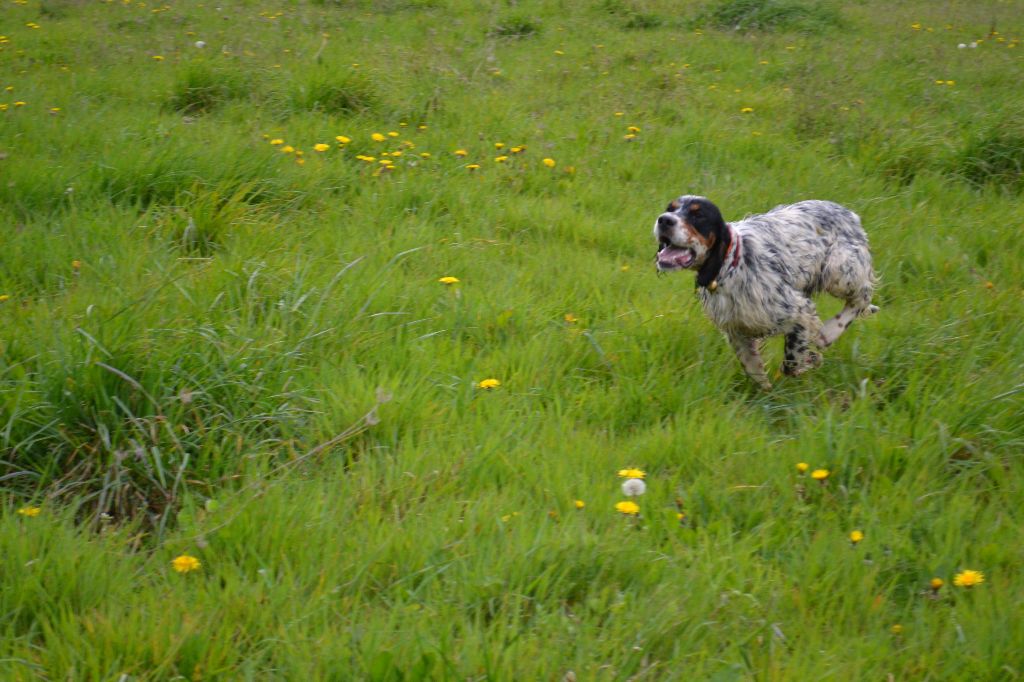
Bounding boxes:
[725,224,741,270]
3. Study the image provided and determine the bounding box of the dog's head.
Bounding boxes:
[653,195,728,274]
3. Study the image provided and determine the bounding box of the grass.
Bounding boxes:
[2,0,1023,678]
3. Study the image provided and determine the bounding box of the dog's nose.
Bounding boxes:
[657,214,677,231]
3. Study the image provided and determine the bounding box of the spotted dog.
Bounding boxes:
[654,196,878,390]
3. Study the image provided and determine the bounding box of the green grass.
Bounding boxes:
[2,0,1023,678]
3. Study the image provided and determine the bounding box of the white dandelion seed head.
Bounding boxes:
[621,478,646,497]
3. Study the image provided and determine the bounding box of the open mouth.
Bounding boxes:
[656,242,696,270]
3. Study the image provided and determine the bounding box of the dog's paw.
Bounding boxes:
[782,351,822,377]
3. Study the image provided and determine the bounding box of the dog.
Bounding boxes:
[654,196,878,390]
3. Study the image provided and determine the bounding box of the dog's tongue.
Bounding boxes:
[657,246,694,268]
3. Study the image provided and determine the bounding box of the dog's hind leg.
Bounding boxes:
[818,284,878,347]
[783,301,824,376]
[727,332,772,390]
[818,245,878,347]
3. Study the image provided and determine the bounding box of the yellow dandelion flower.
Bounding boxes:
[627,126,641,133]
[270,138,284,145]
[360,156,376,163]
[494,155,509,163]
[542,158,556,168]
[419,152,432,158]
[371,133,387,142]
[624,133,637,141]
[811,468,830,481]
[335,135,351,144]
[71,260,81,269]
[454,149,468,157]
[615,500,640,515]
[387,131,399,137]
[0,295,10,302]
[617,468,646,479]
[890,624,904,635]
[953,569,984,587]
[849,530,864,544]
[930,577,944,590]
[510,146,525,154]
[478,378,501,389]
[741,107,754,113]
[466,164,481,170]
[564,313,577,323]
[280,145,295,154]
[574,500,585,509]
[554,50,565,55]
[313,143,330,152]
[14,101,26,107]
[17,506,41,517]
[295,158,306,166]
[171,555,202,573]
[796,462,809,473]
[614,111,624,117]
[494,142,505,149]
[152,55,165,61]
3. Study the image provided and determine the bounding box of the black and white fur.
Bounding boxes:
[654,196,877,390]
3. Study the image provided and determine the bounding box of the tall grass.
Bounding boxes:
[1,0,1023,677]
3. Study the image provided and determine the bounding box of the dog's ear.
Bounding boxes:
[689,199,731,288]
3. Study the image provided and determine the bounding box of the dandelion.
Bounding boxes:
[387,131,399,137]
[466,164,481,171]
[313,143,330,152]
[615,500,640,515]
[811,468,830,481]
[627,126,641,133]
[270,138,284,145]
[953,569,985,587]
[478,378,501,389]
[371,133,387,142]
[796,462,809,473]
[0,295,9,302]
[295,158,306,166]
[624,133,637,141]
[554,50,565,55]
[510,146,525,154]
[335,135,351,144]
[418,125,428,130]
[494,155,509,163]
[617,468,646,479]
[574,500,585,509]
[564,313,577,323]
[280,145,295,153]
[890,624,904,635]
[14,101,26,107]
[494,142,505,149]
[849,530,864,545]
[454,149,468,157]
[171,555,202,573]
[930,577,944,591]
[542,158,556,168]
[71,260,81,269]
[741,107,754,113]
[419,152,432,159]
[152,55,165,61]
[17,506,41,517]
[621,478,646,497]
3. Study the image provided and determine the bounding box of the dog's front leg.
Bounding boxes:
[727,332,771,390]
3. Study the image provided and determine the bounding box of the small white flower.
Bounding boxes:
[621,478,646,497]
[195,40,206,48]
[957,43,966,49]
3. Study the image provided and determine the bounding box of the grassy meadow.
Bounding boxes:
[2,0,1024,678]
